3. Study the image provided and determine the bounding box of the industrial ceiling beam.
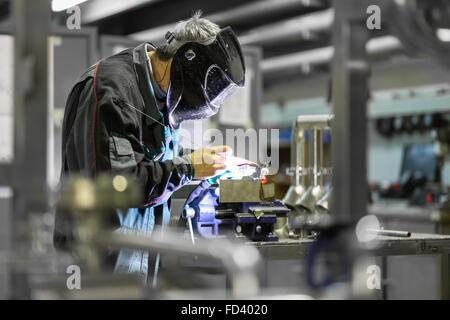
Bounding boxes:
[262,36,402,74]
[239,8,333,46]
[131,0,323,43]
[81,0,162,24]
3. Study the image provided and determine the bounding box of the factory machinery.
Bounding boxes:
[177,114,333,243]
[2,0,450,299]
[182,177,288,243]
[282,115,333,238]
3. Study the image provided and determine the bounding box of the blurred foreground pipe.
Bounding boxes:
[132,0,322,43]
[262,36,401,74]
[10,0,50,300]
[101,228,262,298]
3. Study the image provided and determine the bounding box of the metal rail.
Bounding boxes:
[252,233,450,260]
[99,228,263,298]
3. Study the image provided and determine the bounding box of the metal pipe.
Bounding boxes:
[101,228,262,298]
[239,9,334,46]
[295,126,325,213]
[299,115,331,192]
[310,128,323,186]
[282,119,307,207]
[367,229,411,238]
[293,121,306,186]
[331,0,370,224]
[294,114,331,186]
[284,115,331,212]
[262,36,401,74]
[296,114,333,128]
[131,0,322,43]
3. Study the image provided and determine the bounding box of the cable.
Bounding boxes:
[122,100,204,150]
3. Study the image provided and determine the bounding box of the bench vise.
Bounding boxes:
[183,179,289,242]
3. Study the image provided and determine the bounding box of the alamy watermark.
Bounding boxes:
[366,5,381,30]
[366,264,381,290]
[66,265,81,290]
[178,127,280,174]
[66,6,81,30]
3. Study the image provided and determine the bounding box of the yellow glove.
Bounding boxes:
[189,145,230,179]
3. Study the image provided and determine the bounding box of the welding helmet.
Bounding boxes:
[165,27,245,129]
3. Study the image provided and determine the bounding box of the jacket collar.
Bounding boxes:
[133,42,164,127]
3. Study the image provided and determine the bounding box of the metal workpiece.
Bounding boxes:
[295,185,325,213]
[282,113,334,240]
[295,126,325,212]
[103,228,263,298]
[315,187,333,215]
[179,178,285,242]
[283,115,333,214]
[219,179,275,203]
[295,114,334,129]
[283,185,307,209]
[287,210,332,233]
[283,113,332,221]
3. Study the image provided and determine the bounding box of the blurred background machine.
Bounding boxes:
[1,0,450,300]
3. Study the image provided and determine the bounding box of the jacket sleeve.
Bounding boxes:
[75,77,194,204]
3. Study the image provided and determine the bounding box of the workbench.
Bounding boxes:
[252,233,450,260]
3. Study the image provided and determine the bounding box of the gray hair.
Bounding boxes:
[156,11,221,60]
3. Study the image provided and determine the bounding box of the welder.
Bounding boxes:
[53,11,247,283]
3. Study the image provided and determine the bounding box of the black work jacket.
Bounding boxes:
[53,43,194,249]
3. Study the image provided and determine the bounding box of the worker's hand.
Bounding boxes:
[189,146,231,179]
[225,156,258,168]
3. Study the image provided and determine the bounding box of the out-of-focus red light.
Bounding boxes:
[261,178,268,184]
[426,193,433,205]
